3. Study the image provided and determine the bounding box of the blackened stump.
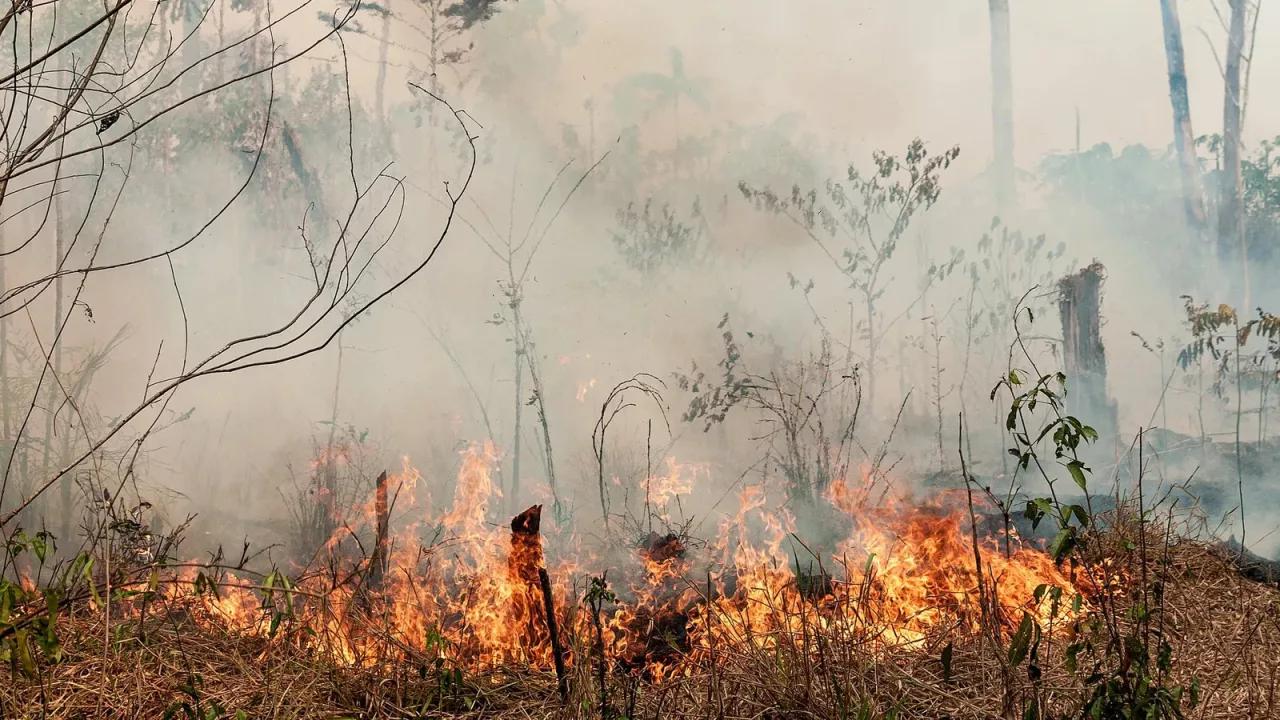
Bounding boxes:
[369,471,389,588]
[640,531,687,563]
[509,504,544,585]
[1058,263,1118,442]
[508,505,547,660]
[537,566,569,703]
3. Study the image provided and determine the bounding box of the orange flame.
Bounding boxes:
[159,449,1086,678]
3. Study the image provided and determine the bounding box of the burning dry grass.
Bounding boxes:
[3,447,1279,718]
[2,535,1276,718]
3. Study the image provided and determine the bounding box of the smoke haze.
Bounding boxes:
[4,0,1279,560]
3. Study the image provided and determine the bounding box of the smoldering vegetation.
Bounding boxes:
[1,0,1280,718]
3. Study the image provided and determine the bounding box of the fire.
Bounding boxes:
[576,378,597,402]
[830,483,1079,646]
[154,447,1086,680]
[641,458,706,509]
[309,443,350,470]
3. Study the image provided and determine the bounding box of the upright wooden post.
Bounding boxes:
[370,471,389,588]
[1058,263,1118,441]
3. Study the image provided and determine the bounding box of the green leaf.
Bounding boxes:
[1124,634,1147,667]
[15,629,36,677]
[1067,460,1089,491]
[1068,504,1092,528]
[1034,418,1063,445]
[1034,497,1053,517]
[1008,612,1035,666]
[1049,527,1075,562]
[1025,498,1052,530]
[1065,641,1082,673]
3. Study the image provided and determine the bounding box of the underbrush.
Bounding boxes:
[1,502,1278,719]
[4,353,1280,720]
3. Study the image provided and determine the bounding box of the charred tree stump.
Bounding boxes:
[509,505,547,659]
[1057,263,1118,441]
[640,531,686,563]
[315,459,339,555]
[369,471,389,589]
[538,566,569,703]
[619,532,695,671]
[509,504,545,584]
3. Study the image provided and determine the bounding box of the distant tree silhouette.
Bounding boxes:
[446,0,509,28]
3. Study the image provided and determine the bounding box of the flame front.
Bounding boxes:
[157,446,1087,679]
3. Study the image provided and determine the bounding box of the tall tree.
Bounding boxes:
[376,0,393,135]
[445,0,507,27]
[1159,0,1209,244]
[322,0,504,175]
[613,48,711,180]
[1219,0,1246,261]
[988,0,1015,210]
[422,0,473,183]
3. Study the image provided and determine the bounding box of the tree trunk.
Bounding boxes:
[156,9,174,238]
[0,209,8,445]
[52,180,68,542]
[369,470,389,588]
[427,0,442,187]
[510,331,524,516]
[1159,0,1209,244]
[1220,0,1247,285]
[523,334,562,519]
[988,0,1015,211]
[217,0,226,83]
[0,207,10,520]
[587,100,595,163]
[1057,263,1118,443]
[508,504,545,655]
[375,0,392,137]
[865,294,877,422]
[317,336,345,551]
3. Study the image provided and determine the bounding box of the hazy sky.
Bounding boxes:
[32,0,1276,548]
[460,0,1280,178]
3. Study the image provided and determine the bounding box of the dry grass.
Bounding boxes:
[1149,540,1280,717]
[2,527,1278,719]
